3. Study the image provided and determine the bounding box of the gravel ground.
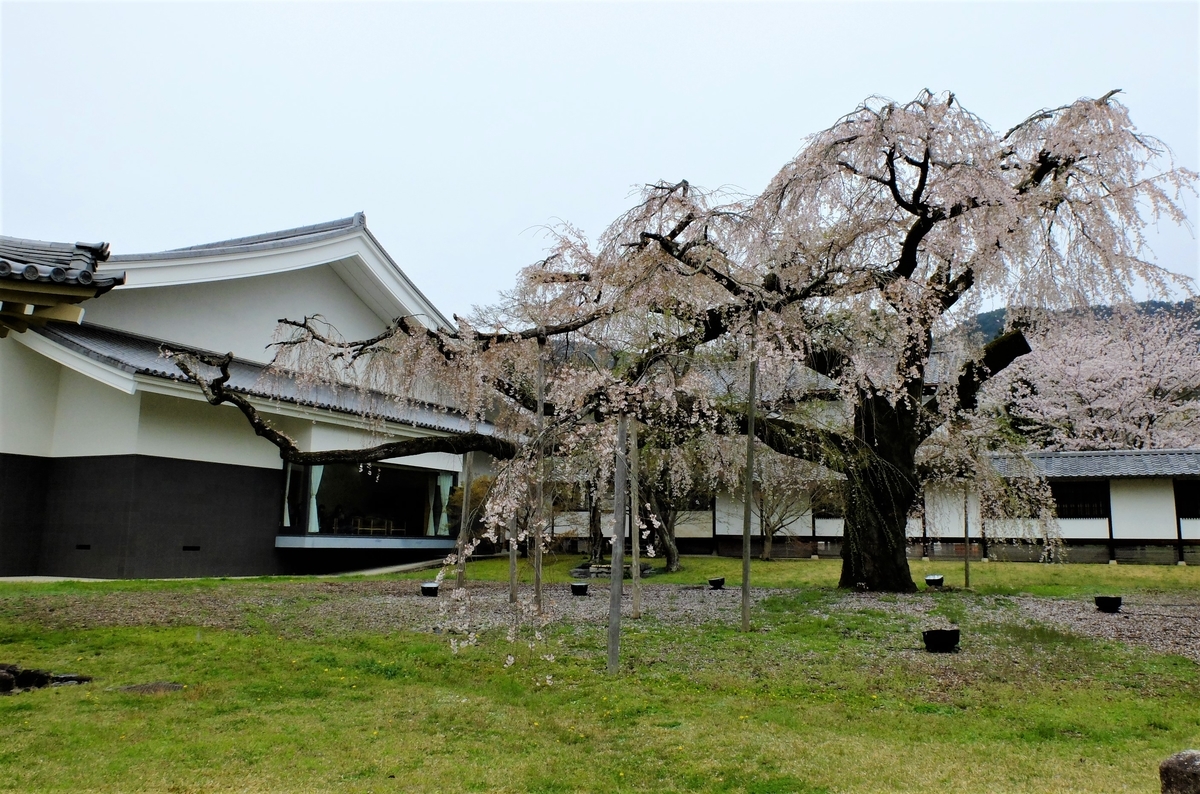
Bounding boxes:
[1013,595,1200,664]
[3,580,1198,663]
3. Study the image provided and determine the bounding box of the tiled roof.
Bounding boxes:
[0,236,124,290]
[992,449,1200,479]
[33,322,488,437]
[110,214,365,262]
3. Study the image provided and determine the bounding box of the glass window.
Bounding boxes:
[1050,480,1110,519]
[308,463,435,536]
[1174,479,1200,519]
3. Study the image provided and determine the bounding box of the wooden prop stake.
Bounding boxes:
[607,414,629,674]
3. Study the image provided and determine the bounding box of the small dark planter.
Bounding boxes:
[571,582,589,597]
[708,577,725,590]
[1094,595,1122,613]
[922,628,960,653]
[924,575,944,588]
[420,582,439,598]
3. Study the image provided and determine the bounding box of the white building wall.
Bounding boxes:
[84,265,387,364]
[924,485,982,539]
[986,518,1063,540]
[136,393,291,470]
[675,510,714,539]
[1110,478,1178,540]
[553,509,711,540]
[814,517,844,537]
[904,517,924,538]
[715,492,757,535]
[309,424,462,472]
[1053,518,1112,540]
[554,511,591,538]
[0,339,61,456]
[50,369,141,457]
[1180,518,1200,540]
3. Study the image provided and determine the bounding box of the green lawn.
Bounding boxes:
[0,560,1197,792]
[414,553,1200,598]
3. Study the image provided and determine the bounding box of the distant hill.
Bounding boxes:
[968,300,1195,343]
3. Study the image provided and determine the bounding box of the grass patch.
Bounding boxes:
[0,563,1197,791]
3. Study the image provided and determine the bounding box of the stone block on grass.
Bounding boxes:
[1161,750,1200,794]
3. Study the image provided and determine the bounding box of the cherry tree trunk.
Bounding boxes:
[838,394,919,593]
[587,487,605,565]
[654,514,682,573]
[760,530,773,562]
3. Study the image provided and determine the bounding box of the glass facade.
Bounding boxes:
[280,462,454,536]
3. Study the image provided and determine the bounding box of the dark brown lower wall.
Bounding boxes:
[1,453,286,578]
[0,453,50,575]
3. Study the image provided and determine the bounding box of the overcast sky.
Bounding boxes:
[2,1,1197,318]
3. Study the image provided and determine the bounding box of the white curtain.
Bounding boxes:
[437,473,454,535]
[282,463,293,528]
[307,465,324,534]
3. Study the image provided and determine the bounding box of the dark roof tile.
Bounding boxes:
[992,449,1200,479]
[34,322,487,437]
[0,236,124,290]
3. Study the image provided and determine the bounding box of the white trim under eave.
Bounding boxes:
[11,328,138,394]
[12,328,458,439]
[132,374,449,439]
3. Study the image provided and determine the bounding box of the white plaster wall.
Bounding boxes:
[50,369,141,457]
[676,510,715,539]
[814,518,844,537]
[1054,518,1112,540]
[136,393,288,469]
[0,339,61,456]
[1180,518,1200,541]
[986,518,1057,540]
[924,485,982,539]
[1110,478,1178,540]
[84,265,387,364]
[552,509,711,539]
[309,424,461,472]
[715,491,814,537]
[715,492,758,535]
[554,511,590,538]
[385,452,464,473]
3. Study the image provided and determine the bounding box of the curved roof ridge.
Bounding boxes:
[110,213,365,262]
[1023,448,1200,457]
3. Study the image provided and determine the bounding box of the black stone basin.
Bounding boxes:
[708,577,725,590]
[571,582,589,597]
[1094,595,1122,613]
[922,628,960,653]
[925,575,945,588]
[420,582,439,598]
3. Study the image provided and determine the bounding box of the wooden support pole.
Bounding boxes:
[630,421,641,619]
[963,485,971,590]
[455,451,474,590]
[742,312,757,633]
[508,513,519,604]
[607,414,628,675]
[534,338,546,615]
